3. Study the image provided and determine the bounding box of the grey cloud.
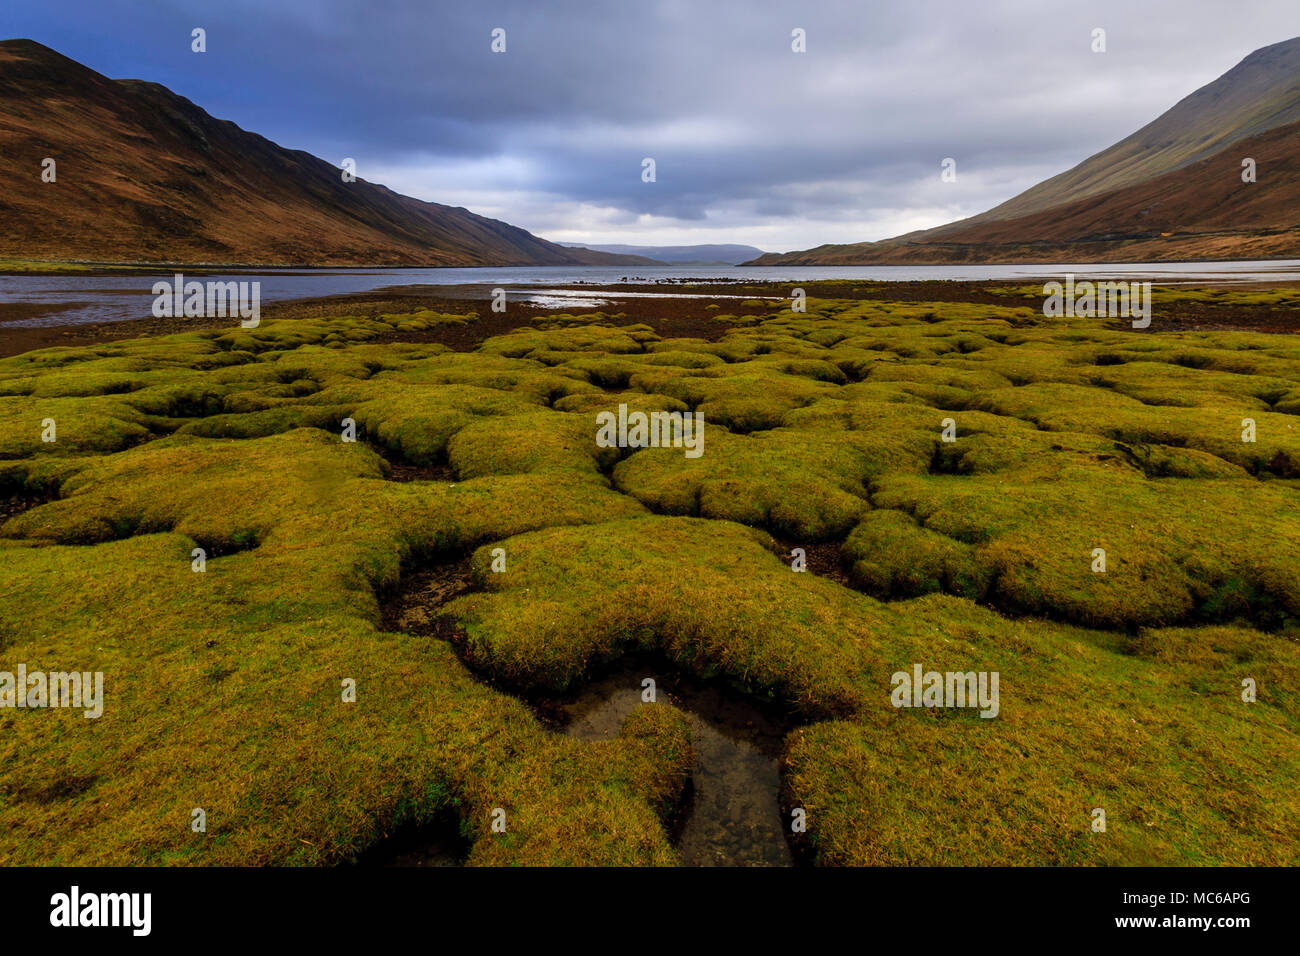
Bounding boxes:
[10,0,1300,248]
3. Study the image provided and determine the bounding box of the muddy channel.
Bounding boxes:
[369,550,800,866]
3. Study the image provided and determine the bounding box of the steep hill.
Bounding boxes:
[751,37,1300,265]
[0,39,646,267]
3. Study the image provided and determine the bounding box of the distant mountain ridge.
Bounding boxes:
[561,243,766,265]
[0,39,647,267]
[751,36,1300,265]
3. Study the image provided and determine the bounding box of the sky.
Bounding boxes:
[6,0,1300,252]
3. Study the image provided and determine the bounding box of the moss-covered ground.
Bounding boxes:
[1,288,1297,865]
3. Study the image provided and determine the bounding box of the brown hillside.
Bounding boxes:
[754,119,1300,264]
[0,39,652,267]
[752,36,1300,266]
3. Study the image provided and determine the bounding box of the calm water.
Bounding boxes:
[3,260,1300,329]
[545,665,795,867]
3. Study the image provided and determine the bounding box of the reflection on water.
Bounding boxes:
[546,664,795,867]
[4,260,1300,328]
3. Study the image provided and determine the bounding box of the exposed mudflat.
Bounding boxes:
[5,278,1298,359]
[769,536,853,587]
[380,554,475,636]
[1,488,58,522]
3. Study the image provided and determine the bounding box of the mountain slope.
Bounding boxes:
[951,35,1300,228]
[752,36,1300,265]
[0,39,644,267]
[754,119,1300,264]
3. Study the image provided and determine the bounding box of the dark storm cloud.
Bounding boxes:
[10,0,1300,248]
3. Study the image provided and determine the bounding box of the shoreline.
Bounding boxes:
[7,250,1300,277]
[3,278,1300,360]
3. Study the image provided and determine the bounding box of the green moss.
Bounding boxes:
[2,293,1298,867]
[613,427,873,540]
[785,598,1299,866]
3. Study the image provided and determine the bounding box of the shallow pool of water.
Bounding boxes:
[542,663,796,867]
